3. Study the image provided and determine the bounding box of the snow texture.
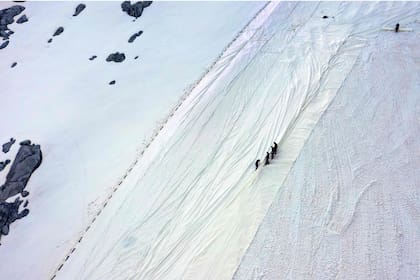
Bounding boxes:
[0,1,419,280]
[0,1,264,279]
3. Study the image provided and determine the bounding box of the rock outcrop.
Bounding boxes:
[73,3,86,17]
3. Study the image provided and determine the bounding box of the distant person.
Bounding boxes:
[273,142,278,155]
[271,148,275,159]
[264,152,270,165]
[395,23,400,32]
[255,159,260,170]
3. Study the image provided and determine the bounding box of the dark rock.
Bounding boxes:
[134,56,139,60]
[11,62,17,68]
[17,208,29,219]
[128,30,143,43]
[0,160,11,172]
[106,52,125,63]
[121,1,152,18]
[73,4,86,17]
[0,197,28,237]
[53,26,64,36]
[0,40,9,49]
[19,139,31,145]
[1,224,9,235]
[0,141,42,202]
[16,14,28,24]
[142,1,153,8]
[48,38,52,43]
[2,138,15,153]
[322,15,328,19]
[109,80,116,85]
[23,200,28,208]
[89,55,97,61]
[0,30,9,40]
[0,5,25,43]
[21,190,29,197]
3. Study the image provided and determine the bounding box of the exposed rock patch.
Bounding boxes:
[134,55,139,60]
[0,140,42,202]
[53,26,64,37]
[128,30,143,43]
[11,62,17,68]
[109,80,116,85]
[0,140,42,238]
[121,1,152,19]
[0,5,25,48]
[106,52,125,63]
[47,38,52,43]
[2,138,15,153]
[89,55,97,61]
[0,40,9,49]
[0,197,29,237]
[73,4,86,17]
[16,14,27,24]
[0,160,11,172]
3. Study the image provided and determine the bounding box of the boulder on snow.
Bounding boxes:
[109,80,116,85]
[53,26,64,36]
[0,40,9,49]
[47,38,52,43]
[2,138,15,153]
[89,55,97,61]
[73,3,86,17]
[128,30,143,43]
[106,52,125,63]
[16,14,28,24]
[121,1,152,18]
[11,62,17,68]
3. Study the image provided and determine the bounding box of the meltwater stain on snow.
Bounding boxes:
[0,140,42,240]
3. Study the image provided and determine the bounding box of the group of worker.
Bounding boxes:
[255,141,278,170]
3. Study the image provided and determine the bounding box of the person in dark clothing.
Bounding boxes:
[273,142,278,155]
[395,23,400,32]
[264,152,270,165]
[271,148,275,159]
[255,159,260,170]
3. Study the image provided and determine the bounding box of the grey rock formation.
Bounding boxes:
[121,1,152,19]
[0,140,42,202]
[73,4,86,17]
[47,38,52,43]
[11,62,17,68]
[0,160,11,172]
[16,14,27,24]
[89,55,97,61]
[53,26,64,36]
[2,138,15,153]
[109,80,116,85]
[0,197,29,237]
[134,55,139,60]
[106,52,125,63]
[0,40,9,49]
[0,5,25,45]
[128,30,143,43]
